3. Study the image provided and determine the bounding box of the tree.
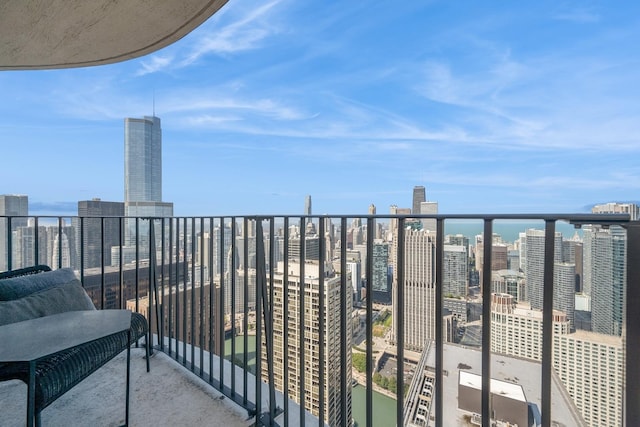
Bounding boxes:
[352,353,367,373]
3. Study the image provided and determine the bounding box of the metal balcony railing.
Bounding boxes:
[1,213,637,427]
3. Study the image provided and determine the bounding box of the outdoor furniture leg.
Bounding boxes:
[28,361,35,427]
[126,331,131,427]
[146,333,150,372]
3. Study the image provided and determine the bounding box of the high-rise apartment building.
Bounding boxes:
[583,225,626,336]
[553,330,623,426]
[0,194,28,270]
[524,229,563,309]
[491,269,526,302]
[75,199,124,269]
[13,224,48,267]
[490,293,623,426]
[371,240,390,303]
[592,202,639,221]
[123,115,173,250]
[267,262,352,426]
[475,239,508,289]
[443,244,468,297]
[554,262,576,329]
[491,293,571,360]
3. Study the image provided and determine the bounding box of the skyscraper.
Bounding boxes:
[392,228,437,351]
[524,229,562,310]
[371,240,391,303]
[125,116,162,203]
[490,293,623,426]
[583,225,626,336]
[267,261,352,426]
[412,185,426,216]
[75,199,124,269]
[443,244,468,297]
[525,229,574,329]
[304,194,312,217]
[0,194,28,270]
[123,116,173,251]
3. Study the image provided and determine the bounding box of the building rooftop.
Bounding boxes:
[421,343,585,426]
[459,371,526,403]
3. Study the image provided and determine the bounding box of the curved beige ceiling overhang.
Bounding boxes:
[0,0,228,70]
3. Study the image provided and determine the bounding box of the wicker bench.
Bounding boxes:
[0,265,149,426]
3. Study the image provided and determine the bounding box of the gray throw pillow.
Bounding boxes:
[0,278,96,326]
[0,268,78,301]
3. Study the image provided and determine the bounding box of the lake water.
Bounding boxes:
[444,219,581,243]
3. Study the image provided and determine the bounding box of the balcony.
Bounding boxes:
[1,213,638,427]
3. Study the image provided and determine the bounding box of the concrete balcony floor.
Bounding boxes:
[1,348,252,427]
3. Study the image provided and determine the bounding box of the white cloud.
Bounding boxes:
[181,0,283,65]
[552,8,600,23]
[136,55,174,76]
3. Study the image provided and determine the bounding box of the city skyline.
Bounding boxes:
[2,1,639,216]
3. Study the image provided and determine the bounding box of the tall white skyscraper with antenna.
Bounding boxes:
[123,115,173,251]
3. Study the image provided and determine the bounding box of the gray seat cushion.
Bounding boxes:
[0,278,96,326]
[0,268,77,301]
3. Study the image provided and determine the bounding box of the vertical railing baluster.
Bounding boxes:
[6,216,12,270]
[79,217,85,286]
[231,218,237,397]
[625,221,640,425]
[434,218,444,427]
[340,217,347,427]
[191,217,196,370]
[209,217,215,384]
[283,217,291,427]
[57,217,63,269]
[183,218,188,365]
[174,218,180,362]
[219,217,225,391]
[200,218,205,377]
[256,218,277,425]
[33,217,39,269]
[268,217,277,425]
[150,219,160,352]
[135,218,140,315]
[318,217,326,427]
[395,217,405,427]
[118,217,124,309]
[481,219,493,427]
[365,217,373,427]
[169,218,174,355]
[299,217,306,427]
[243,217,249,405]
[541,220,556,427]
[255,218,263,422]
[100,217,105,307]
[160,217,166,350]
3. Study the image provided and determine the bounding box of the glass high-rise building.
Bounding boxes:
[584,225,626,336]
[125,116,162,203]
[412,185,426,216]
[123,116,173,250]
[75,199,124,269]
[0,194,28,271]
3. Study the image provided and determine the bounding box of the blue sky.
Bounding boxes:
[1,1,639,217]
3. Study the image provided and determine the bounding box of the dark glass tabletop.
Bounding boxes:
[0,310,132,362]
